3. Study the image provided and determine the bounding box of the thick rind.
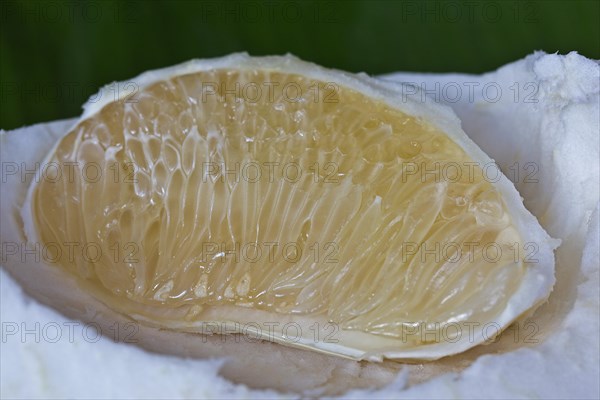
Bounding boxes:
[17,53,556,361]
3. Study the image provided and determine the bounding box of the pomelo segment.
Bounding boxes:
[23,54,555,360]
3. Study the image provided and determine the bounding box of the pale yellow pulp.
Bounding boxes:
[32,70,524,343]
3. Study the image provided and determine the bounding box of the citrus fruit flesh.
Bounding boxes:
[28,60,543,360]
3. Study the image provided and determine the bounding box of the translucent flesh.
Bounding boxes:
[32,69,524,343]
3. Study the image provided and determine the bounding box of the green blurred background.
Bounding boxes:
[1,0,598,130]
